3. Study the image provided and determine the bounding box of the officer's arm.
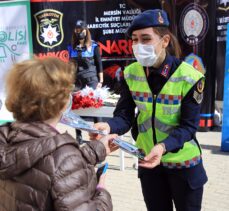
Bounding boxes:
[67,44,77,65]
[67,44,72,58]
[94,46,103,84]
[107,80,136,135]
[161,78,204,152]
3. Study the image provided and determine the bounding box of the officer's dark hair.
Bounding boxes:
[153,27,182,58]
[71,27,92,49]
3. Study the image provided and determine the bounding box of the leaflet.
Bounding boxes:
[60,111,107,135]
[112,137,145,160]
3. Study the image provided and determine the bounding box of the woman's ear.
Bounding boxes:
[162,34,170,48]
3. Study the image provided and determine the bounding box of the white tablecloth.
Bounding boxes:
[73,106,115,118]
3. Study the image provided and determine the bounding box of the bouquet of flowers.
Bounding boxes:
[72,86,109,109]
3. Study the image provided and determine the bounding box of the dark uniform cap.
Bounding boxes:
[75,20,87,29]
[126,9,169,37]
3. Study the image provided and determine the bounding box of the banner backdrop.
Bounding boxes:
[30,0,218,131]
[221,23,229,151]
[165,0,217,131]
[215,0,229,101]
[30,0,163,91]
[0,0,33,124]
[31,0,132,92]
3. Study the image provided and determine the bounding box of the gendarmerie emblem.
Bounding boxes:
[193,90,203,104]
[158,12,164,24]
[197,79,205,93]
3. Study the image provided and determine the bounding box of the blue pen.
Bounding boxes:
[96,162,109,181]
[102,162,109,174]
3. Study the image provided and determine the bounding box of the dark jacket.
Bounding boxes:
[0,122,112,211]
[68,42,103,90]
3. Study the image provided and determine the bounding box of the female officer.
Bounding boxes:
[68,20,103,89]
[91,9,208,211]
[68,20,103,143]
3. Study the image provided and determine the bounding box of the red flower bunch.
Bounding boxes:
[72,86,108,109]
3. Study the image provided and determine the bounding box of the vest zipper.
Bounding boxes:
[152,94,157,146]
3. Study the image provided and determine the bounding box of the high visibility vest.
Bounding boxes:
[124,62,204,169]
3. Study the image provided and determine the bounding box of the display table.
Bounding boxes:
[74,106,115,118]
[73,106,137,171]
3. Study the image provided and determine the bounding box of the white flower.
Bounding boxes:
[94,87,110,100]
[75,86,110,100]
[80,86,94,97]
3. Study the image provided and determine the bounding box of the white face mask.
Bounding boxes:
[62,94,73,115]
[132,41,161,67]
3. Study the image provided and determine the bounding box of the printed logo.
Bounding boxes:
[0,25,27,63]
[34,9,64,49]
[180,4,209,46]
[218,0,229,11]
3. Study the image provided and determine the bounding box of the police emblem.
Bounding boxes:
[179,4,209,46]
[218,0,229,11]
[34,9,64,49]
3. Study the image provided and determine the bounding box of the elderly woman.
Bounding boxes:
[0,57,115,211]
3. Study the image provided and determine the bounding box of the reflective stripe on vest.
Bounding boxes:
[168,76,196,85]
[162,155,202,169]
[132,92,182,105]
[125,73,146,81]
[131,91,153,103]
[124,61,204,168]
[138,117,174,134]
[157,94,182,105]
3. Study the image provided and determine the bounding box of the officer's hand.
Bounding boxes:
[89,122,111,140]
[138,144,164,169]
[96,82,103,89]
[99,134,119,155]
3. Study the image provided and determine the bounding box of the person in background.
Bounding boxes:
[0,57,115,211]
[68,20,103,144]
[90,9,208,211]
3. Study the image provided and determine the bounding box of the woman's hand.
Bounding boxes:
[97,173,106,189]
[99,134,119,155]
[138,144,165,169]
[89,122,111,140]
